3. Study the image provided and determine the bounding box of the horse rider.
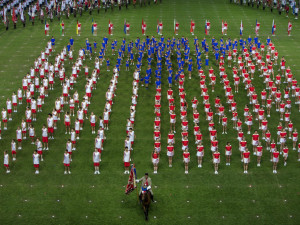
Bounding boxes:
[136,173,154,202]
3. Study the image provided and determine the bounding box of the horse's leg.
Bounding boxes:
[143,206,148,221]
[146,206,149,218]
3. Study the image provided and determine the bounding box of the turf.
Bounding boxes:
[0,0,300,224]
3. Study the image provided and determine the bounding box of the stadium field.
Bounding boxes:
[0,0,300,224]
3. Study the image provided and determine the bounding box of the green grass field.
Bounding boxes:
[0,0,300,224]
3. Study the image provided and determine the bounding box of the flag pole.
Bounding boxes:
[132,164,139,203]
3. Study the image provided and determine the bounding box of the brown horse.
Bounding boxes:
[141,190,151,221]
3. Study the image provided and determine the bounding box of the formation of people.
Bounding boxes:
[2,31,300,175]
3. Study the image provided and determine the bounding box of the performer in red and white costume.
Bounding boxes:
[190,20,195,35]
[174,20,179,35]
[93,21,97,36]
[288,21,292,36]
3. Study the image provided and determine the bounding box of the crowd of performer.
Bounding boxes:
[2,31,300,175]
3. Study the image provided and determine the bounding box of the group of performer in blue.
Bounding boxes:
[60,32,271,101]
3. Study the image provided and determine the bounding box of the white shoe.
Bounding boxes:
[46,148,49,150]
[64,171,67,174]
[68,171,71,174]
[185,171,188,174]
[65,132,67,134]
[275,170,277,174]
[76,137,79,140]
[257,163,260,167]
[253,152,257,155]
[41,158,44,161]
[215,171,218,175]
[13,158,16,161]
[169,165,172,167]
[97,171,100,174]
[124,171,127,174]
[284,162,287,166]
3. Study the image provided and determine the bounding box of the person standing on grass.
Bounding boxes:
[6,98,12,121]
[282,145,289,166]
[170,110,176,132]
[64,112,71,134]
[252,130,259,155]
[103,108,109,130]
[256,142,263,167]
[151,149,159,174]
[4,151,10,173]
[213,149,220,175]
[222,114,228,134]
[247,112,253,134]
[292,129,298,150]
[123,147,130,174]
[42,125,49,150]
[196,143,204,168]
[2,108,8,130]
[225,142,232,166]
[272,148,280,174]
[33,150,40,174]
[243,148,250,174]
[16,127,22,150]
[11,140,17,161]
[63,150,71,174]
[183,148,190,174]
[90,112,97,134]
[167,142,174,168]
[36,138,43,162]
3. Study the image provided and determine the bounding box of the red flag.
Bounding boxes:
[36,1,40,12]
[190,19,195,34]
[12,7,16,23]
[125,164,137,195]
[108,19,113,35]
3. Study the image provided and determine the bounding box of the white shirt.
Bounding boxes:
[11,142,16,151]
[123,151,130,162]
[47,117,54,127]
[42,128,48,137]
[33,153,39,164]
[90,115,96,123]
[71,131,76,141]
[4,154,9,165]
[103,112,109,120]
[93,151,100,162]
[64,153,70,164]
[29,127,35,137]
[95,138,102,149]
[78,110,83,119]
[16,129,22,139]
[66,142,72,152]
[36,141,42,150]
[75,121,80,130]
[6,100,12,109]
